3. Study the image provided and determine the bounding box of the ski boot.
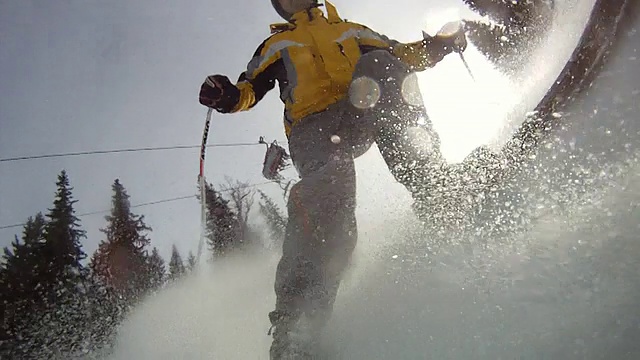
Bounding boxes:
[268,310,315,359]
[409,145,509,231]
[460,145,508,193]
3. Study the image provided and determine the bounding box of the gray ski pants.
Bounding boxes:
[270,50,445,332]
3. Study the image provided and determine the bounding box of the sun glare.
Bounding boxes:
[418,9,520,164]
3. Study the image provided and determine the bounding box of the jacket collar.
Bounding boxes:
[270,8,325,33]
[270,1,347,34]
[290,7,325,23]
[270,0,352,34]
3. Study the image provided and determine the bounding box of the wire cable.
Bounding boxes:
[0,141,287,163]
[0,180,275,231]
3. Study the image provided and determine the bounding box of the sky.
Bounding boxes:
[0,0,535,261]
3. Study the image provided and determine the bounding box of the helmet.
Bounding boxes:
[271,0,320,21]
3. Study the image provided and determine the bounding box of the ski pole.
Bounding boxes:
[458,52,476,81]
[196,107,213,265]
[427,21,476,81]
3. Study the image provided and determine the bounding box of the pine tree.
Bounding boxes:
[2,171,92,358]
[42,170,88,298]
[168,244,185,280]
[1,213,47,355]
[257,190,287,249]
[144,247,166,292]
[38,170,90,356]
[82,271,123,355]
[90,179,152,303]
[1,213,47,304]
[186,251,197,272]
[199,181,239,258]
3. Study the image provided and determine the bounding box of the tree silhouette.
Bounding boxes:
[1,171,91,358]
[90,179,152,303]
[168,244,186,280]
[145,247,166,291]
[257,190,287,249]
[198,181,240,258]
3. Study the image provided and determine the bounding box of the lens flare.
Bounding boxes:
[401,73,424,107]
[349,76,381,109]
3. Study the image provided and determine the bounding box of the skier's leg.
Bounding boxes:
[349,50,506,222]
[304,202,357,336]
[349,50,447,197]
[269,163,357,359]
[268,108,358,359]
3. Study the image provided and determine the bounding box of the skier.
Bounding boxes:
[198,0,503,358]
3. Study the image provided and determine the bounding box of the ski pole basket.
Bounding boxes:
[259,136,291,181]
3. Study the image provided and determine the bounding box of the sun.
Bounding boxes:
[417,9,520,164]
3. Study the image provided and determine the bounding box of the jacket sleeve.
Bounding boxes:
[350,23,449,71]
[228,37,281,113]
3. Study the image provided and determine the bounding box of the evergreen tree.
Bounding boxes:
[42,170,88,298]
[82,270,124,355]
[90,179,152,303]
[1,213,47,304]
[186,251,197,272]
[168,244,185,280]
[0,213,47,355]
[144,247,166,291]
[39,170,89,355]
[199,181,239,257]
[2,171,92,358]
[257,190,287,248]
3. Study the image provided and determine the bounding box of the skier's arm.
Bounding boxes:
[351,23,453,71]
[201,38,280,113]
[231,38,281,112]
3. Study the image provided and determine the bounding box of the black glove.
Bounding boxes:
[198,74,240,113]
[435,21,468,54]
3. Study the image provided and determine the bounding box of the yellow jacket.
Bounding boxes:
[228,3,447,137]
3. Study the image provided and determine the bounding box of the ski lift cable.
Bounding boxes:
[0,140,288,163]
[0,180,276,231]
